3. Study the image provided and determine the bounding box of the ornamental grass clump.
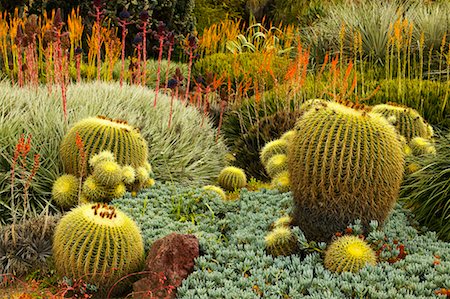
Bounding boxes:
[288,100,404,242]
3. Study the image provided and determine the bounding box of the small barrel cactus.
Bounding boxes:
[271,171,290,192]
[410,137,436,156]
[92,160,123,187]
[265,226,298,257]
[203,185,227,200]
[52,174,79,209]
[89,150,115,168]
[371,103,433,143]
[122,165,136,184]
[289,101,404,242]
[218,166,247,191]
[265,154,288,178]
[324,235,376,273]
[53,203,144,295]
[273,215,292,228]
[82,176,126,202]
[60,116,149,176]
[280,130,296,142]
[260,139,288,166]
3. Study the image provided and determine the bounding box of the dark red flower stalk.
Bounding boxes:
[14,25,24,87]
[167,68,184,128]
[139,10,150,86]
[153,21,167,107]
[164,32,175,89]
[118,9,131,87]
[216,89,228,143]
[184,34,198,103]
[75,47,82,82]
[133,33,143,85]
[92,0,104,81]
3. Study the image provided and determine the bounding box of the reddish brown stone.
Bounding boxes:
[132,233,199,299]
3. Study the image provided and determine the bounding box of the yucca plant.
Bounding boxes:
[401,133,450,241]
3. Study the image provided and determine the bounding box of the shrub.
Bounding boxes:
[112,183,450,298]
[0,82,227,222]
[53,203,144,295]
[401,133,450,241]
[289,101,404,242]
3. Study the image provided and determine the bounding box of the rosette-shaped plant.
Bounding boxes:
[371,103,433,143]
[324,235,377,273]
[217,166,247,191]
[53,203,144,295]
[288,101,404,241]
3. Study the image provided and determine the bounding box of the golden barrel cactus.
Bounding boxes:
[288,101,404,241]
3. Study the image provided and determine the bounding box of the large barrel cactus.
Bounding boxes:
[288,101,404,242]
[60,116,149,175]
[371,103,433,143]
[53,203,144,294]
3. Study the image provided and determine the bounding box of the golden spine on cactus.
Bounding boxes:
[288,101,404,242]
[265,154,288,178]
[371,103,433,143]
[324,235,376,273]
[273,215,292,228]
[52,174,79,209]
[53,203,144,295]
[60,116,149,176]
[410,137,436,156]
[271,171,290,193]
[202,185,227,200]
[89,151,115,168]
[260,139,288,166]
[122,165,136,184]
[82,176,126,202]
[265,226,298,257]
[92,160,123,187]
[218,166,247,191]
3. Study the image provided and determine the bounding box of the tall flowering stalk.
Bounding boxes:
[139,10,150,86]
[23,15,40,88]
[75,132,86,202]
[118,9,131,87]
[92,0,104,81]
[132,33,143,85]
[75,47,82,82]
[153,21,167,107]
[164,32,175,89]
[14,25,24,87]
[184,34,198,103]
[167,68,184,128]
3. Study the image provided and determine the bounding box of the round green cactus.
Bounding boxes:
[217,166,247,191]
[82,176,126,202]
[92,160,123,187]
[265,154,288,178]
[89,151,115,168]
[273,215,292,228]
[371,103,433,143]
[280,130,296,142]
[136,166,150,183]
[60,116,149,176]
[53,203,144,295]
[122,165,136,184]
[271,171,290,193]
[265,226,298,257]
[202,185,227,200]
[260,139,288,166]
[410,137,436,156]
[324,235,376,273]
[52,174,79,209]
[288,101,404,242]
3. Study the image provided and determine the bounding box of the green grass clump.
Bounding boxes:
[112,183,450,298]
[401,133,450,241]
[0,82,227,221]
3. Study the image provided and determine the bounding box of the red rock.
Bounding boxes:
[132,233,199,299]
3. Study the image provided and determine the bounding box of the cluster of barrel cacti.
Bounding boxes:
[259,130,295,192]
[265,215,298,257]
[52,116,155,208]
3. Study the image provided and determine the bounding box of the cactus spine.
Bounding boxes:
[218,166,247,191]
[53,203,144,295]
[371,103,433,143]
[324,235,376,273]
[288,101,404,242]
[60,116,149,176]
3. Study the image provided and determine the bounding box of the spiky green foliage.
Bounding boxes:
[0,215,60,276]
[202,185,227,200]
[324,235,377,273]
[265,154,288,178]
[112,183,450,298]
[401,133,450,241]
[0,82,227,221]
[371,103,433,143]
[61,116,148,176]
[271,171,290,193]
[53,203,144,295]
[52,174,79,209]
[289,101,405,242]
[218,167,247,191]
[265,226,298,257]
[410,137,436,156]
[260,139,288,166]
